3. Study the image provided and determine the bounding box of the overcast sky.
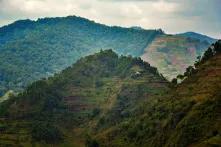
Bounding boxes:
[0,0,220,38]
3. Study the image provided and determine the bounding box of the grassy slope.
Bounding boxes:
[141,34,213,80]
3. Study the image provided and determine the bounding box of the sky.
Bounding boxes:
[0,0,220,38]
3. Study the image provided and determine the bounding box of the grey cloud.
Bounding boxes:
[100,0,155,1]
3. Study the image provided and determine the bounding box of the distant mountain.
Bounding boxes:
[0,16,216,96]
[178,31,217,44]
[130,26,145,30]
[0,16,162,96]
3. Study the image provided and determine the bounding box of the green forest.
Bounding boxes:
[0,16,162,96]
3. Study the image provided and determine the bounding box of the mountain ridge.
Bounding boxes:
[0,15,216,96]
[177,31,217,44]
[0,15,162,96]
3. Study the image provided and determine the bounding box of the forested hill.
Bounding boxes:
[0,16,162,96]
[0,49,169,146]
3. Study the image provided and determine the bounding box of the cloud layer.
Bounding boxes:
[0,0,220,38]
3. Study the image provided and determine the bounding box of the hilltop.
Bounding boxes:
[178,31,217,44]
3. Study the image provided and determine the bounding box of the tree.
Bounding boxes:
[201,47,214,63]
[194,56,201,68]
[184,66,195,77]
[177,74,184,80]
[171,78,177,85]
[214,40,221,53]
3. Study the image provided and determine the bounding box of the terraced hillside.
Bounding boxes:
[0,50,169,146]
[141,34,214,80]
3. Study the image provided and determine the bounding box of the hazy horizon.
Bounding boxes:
[0,0,220,38]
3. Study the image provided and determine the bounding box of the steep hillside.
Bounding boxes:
[0,50,169,146]
[141,34,213,80]
[0,16,162,96]
[95,40,221,147]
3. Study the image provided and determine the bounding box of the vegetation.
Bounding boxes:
[0,16,216,96]
[0,40,221,146]
[0,49,169,146]
[178,40,221,80]
[178,31,216,44]
[94,40,221,146]
[0,16,162,96]
[31,121,63,143]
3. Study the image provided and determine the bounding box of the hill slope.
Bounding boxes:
[141,34,214,80]
[0,50,169,146]
[95,40,221,147]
